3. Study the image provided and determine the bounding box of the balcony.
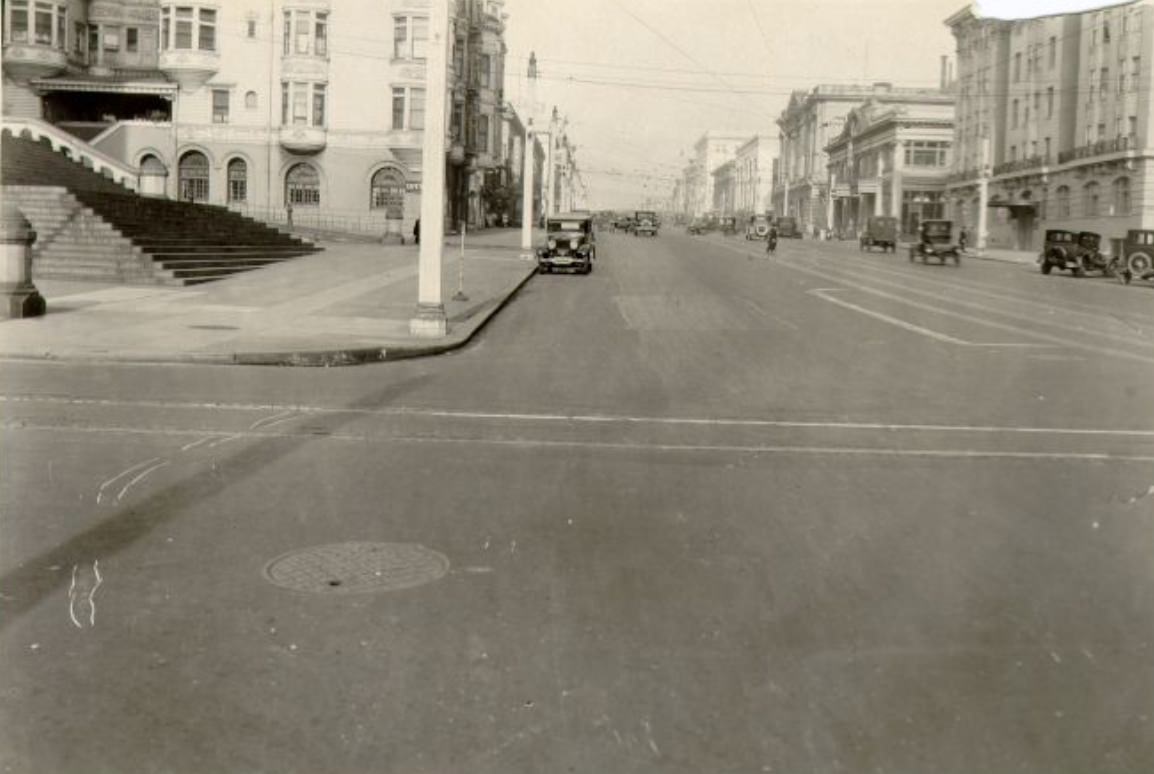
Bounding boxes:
[1,42,67,81]
[279,125,327,154]
[992,154,1048,177]
[1057,136,1132,165]
[158,49,219,90]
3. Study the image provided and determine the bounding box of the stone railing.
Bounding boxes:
[1,116,139,190]
[1057,136,1131,165]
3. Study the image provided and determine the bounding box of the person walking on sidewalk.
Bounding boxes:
[958,226,968,253]
[413,218,420,245]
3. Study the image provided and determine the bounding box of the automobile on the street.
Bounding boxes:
[687,218,707,235]
[746,214,771,240]
[537,212,595,274]
[719,215,738,236]
[775,216,802,238]
[859,215,898,252]
[1039,229,1114,277]
[908,219,961,265]
[1119,229,1154,285]
[634,210,659,237]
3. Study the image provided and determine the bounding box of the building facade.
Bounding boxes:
[1,0,511,235]
[774,81,954,237]
[711,158,736,214]
[946,1,1154,252]
[824,94,955,237]
[689,130,753,216]
[733,133,776,217]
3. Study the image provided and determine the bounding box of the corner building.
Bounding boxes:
[1,0,510,235]
[946,1,1154,252]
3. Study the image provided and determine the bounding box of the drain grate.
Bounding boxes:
[264,542,450,594]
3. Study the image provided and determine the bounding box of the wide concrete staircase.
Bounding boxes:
[1,132,320,285]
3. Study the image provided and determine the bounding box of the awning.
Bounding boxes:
[30,76,177,97]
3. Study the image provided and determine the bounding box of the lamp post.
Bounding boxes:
[411,0,451,338]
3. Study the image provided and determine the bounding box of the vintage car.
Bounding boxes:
[746,214,772,240]
[634,210,659,237]
[537,213,595,274]
[687,218,708,235]
[775,216,802,238]
[719,216,738,236]
[1118,229,1154,285]
[1039,230,1114,277]
[908,219,961,265]
[859,215,898,253]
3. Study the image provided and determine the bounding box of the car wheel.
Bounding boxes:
[1127,251,1153,277]
[1073,265,1085,278]
[1041,260,1053,275]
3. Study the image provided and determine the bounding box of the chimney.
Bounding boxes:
[940,55,948,90]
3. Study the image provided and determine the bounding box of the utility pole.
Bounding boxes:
[520,52,537,257]
[411,0,450,337]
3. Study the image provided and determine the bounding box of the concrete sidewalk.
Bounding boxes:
[0,228,539,366]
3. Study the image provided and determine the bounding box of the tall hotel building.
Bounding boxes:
[946,1,1154,252]
[1,0,511,234]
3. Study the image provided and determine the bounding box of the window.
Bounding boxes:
[1010,145,1017,162]
[394,15,427,59]
[160,5,215,51]
[1014,52,1021,81]
[294,10,308,53]
[903,141,949,167]
[392,86,424,129]
[1049,35,1056,68]
[478,114,489,153]
[1100,67,1109,97]
[35,1,53,45]
[1114,177,1131,215]
[314,12,327,57]
[102,27,119,52]
[178,151,209,202]
[480,53,492,88]
[370,167,405,217]
[1084,181,1100,216]
[73,20,83,53]
[212,89,229,123]
[88,23,97,60]
[1012,99,1019,128]
[5,1,67,49]
[227,158,247,203]
[1056,185,1070,218]
[197,8,214,49]
[1044,137,1051,160]
[1130,115,1138,140]
[285,163,320,206]
[247,19,256,38]
[451,101,464,140]
[126,27,137,52]
[312,84,326,127]
[7,0,29,43]
[245,90,257,109]
[281,81,324,126]
[1047,86,1054,118]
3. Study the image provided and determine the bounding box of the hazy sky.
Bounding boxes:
[501,0,966,209]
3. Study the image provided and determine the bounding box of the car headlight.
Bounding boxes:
[547,239,557,249]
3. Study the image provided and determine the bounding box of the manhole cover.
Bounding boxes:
[264,542,449,593]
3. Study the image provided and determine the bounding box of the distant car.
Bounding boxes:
[634,210,658,237]
[1039,229,1114,277]
[908,219,960,266]
[537,212,595,274]
[746,214,771,240]
[775,216,802,238]
[687,218,707,235]
[719,216,738,236]
[860,215,898,252]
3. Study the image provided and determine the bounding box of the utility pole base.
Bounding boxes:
[409,304,448,337]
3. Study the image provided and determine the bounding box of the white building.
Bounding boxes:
[733,134,776,216]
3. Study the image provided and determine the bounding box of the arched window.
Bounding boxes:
[285,162,320,206]
[1055,185,1070,219]
[140,154,167,175]
[1113,176,1131,215]
[370,167,405,218]
[178,151,209,201]
[1083,181,1100,217]
[227,158,247,203]
[245,90,258,109]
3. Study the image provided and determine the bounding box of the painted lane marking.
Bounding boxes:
[67,560,102,629]
[6,399,1154,437]
[207,433,242,448]
[116,460,170,502]
[179,436,215,452]
[10,422,1154,462]
[809,288,975,345]
[249,410,299,430]
[96,457,165,504]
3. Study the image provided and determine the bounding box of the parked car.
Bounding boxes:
[859,215,898,253]
[746,214,772,240]
[1039,230,1115,277]
[1119,229,1154,285]
[537,212,595,274]
[687,218,707,235]
[775,216,802,238]
[908,219,961,265]
[719,216,738,236]
[634,211,658,237]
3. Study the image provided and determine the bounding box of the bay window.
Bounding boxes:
[3,1,68,49]
[281,81,326,127]
[283,8,327,57]
[160,5,217,52]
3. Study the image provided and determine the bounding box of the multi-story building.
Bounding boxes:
[679,157,704,219]
[691,130,753,216]
[774,81,954,236]
[1,0,510,236]
[824,93,955,237]
[946,1,1153,252]
[711,158,736,214]
[496,101,543,226]
[733,133,776,217]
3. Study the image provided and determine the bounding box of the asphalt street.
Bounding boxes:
[2,230,1153,773]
